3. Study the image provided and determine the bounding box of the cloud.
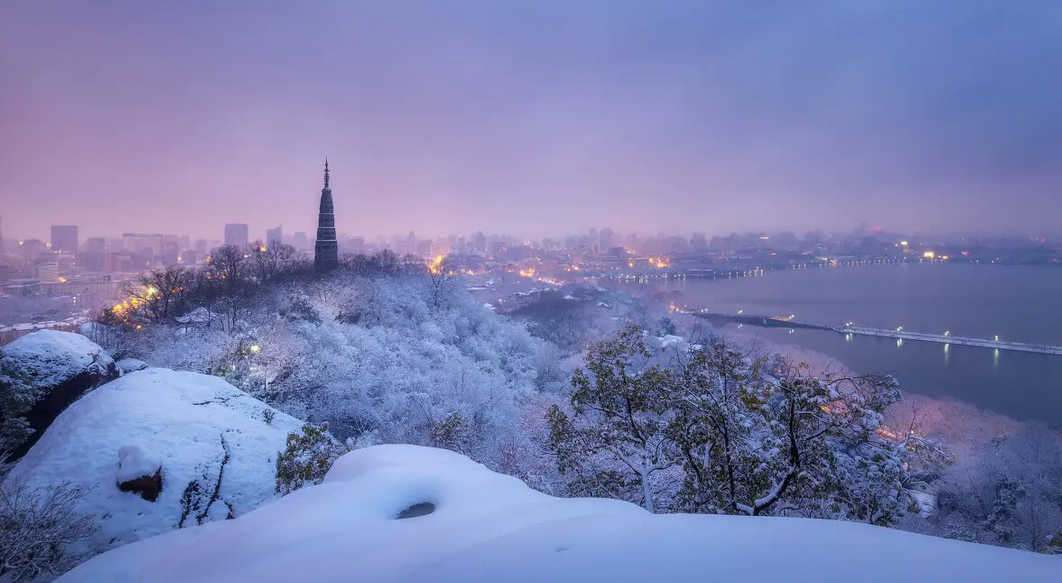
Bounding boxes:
[1,0,1060,239]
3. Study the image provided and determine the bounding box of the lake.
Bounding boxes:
[629,263,1062,427]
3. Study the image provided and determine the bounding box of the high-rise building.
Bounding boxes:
[0,215,5,256]
[490,241,506,260]
[51,225,79,253]
[80,238,107,272]
[161,242,179,265]
[266,226,283,249]
[86,237,106,253]
[314,159,339,272]
[224,224,249,248]
[36,262,60,283]
[600,227,615,251]
[122,234,164,259]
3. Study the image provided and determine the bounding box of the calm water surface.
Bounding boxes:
[635,264,1062,427]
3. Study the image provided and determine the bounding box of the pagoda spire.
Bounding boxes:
[314,160,339,273]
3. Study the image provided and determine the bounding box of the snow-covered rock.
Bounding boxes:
[116,358,149,375]
[5,368,304,565]
[58,445,1061,583]
[656,334,684,348]
[1,330,114,388]
[175,306,211,325]
[0,330,118,457]
[116,445,163,484]
[116,444,165,501]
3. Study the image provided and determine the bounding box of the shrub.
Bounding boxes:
[275,423,348,496]
[0,477,98,582]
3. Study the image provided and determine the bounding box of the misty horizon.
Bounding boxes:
[3,1,1062,241]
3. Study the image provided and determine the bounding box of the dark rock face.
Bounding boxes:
[118,468,164,502]
[11,363,118,459]
[396,502,436,519]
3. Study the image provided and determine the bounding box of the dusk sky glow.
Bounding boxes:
[2,0,1061,241]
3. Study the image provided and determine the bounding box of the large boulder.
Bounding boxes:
[0,330,118,458]
[4,367,304,566]
[58,445,1062,583]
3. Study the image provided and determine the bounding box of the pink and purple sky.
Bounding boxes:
[2,1,1061,241]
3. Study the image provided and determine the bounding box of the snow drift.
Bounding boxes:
[4,367,304,564]
[58,445,1061,583]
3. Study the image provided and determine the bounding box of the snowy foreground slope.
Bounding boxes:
[6,368,303,562]
[59,445,1061,583]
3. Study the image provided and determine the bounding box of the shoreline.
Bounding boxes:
[676,312,1042,448]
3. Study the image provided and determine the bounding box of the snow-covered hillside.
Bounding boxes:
[58,445,1061,583]
[5,368,304,564]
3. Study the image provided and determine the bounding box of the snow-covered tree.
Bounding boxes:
[547,325,676,513]
[112,256,548,479]
[275,423,349,496]
[548,328,913,522]
[929,426,1062,549]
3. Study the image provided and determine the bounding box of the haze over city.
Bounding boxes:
[3,0,1062,241]
[5,2,1062,582]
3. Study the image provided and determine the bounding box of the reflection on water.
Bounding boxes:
[623,264,1062,427]
[713,324,1062,427]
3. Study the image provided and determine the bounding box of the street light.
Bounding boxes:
[945,331,950,336]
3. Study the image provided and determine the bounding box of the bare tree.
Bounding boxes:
[427,256,456,310]
[122,264,189,324]
[345,250,402,279]
[248,241,299,284]
[207,245,251,331]
[0,476,98,582]
[400,253,425,273]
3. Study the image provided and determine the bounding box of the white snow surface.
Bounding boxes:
[116,358,149,374]
[1,329,114,387]
[59,445,1061,583]
[116,445,163,484]
[5,368,303,562]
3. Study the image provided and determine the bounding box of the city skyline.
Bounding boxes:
[3,2,1062,241]
[1,211,1060,250]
